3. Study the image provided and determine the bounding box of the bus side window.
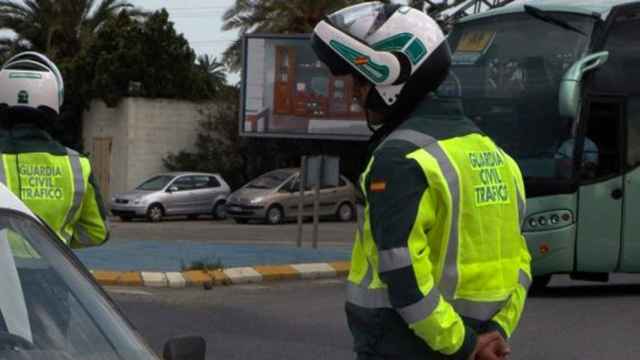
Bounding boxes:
[585,13,640,178]
[627,99,640,169]
[581,100,623,180]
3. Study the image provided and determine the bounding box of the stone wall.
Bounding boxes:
[83,98,210,198]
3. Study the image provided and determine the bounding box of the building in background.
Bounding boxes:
[83,98,211,200]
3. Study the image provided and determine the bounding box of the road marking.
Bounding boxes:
[237,284,270,290]
[314,279,345,285]
[107,288,153,296]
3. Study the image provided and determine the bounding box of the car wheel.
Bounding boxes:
[337,202,354,222]
[529,275,552,295]
[212,202,227,220]
[234,218,249,224]
[265,205,284,225]
[146,204,164,222]
[120,216,133,222]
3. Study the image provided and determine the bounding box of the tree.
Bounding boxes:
[74,9,215,107]
[221,0,370,71]
[163,85,277,189]
[196,54,228,94]
[0,0,143,60]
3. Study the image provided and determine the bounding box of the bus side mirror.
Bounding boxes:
[559,51,609,119]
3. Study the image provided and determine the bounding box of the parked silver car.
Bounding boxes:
[226,168,357,225]
[110,172,230,222]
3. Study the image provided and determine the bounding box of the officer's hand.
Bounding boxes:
[468,331,510,360]
[476,338,511,360]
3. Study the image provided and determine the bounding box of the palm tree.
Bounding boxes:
[0,0,144,60]
[221,0,367,71]
[196,54,227,92]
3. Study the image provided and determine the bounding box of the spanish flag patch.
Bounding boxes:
[370,180,387,193]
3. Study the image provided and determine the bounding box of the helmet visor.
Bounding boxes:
[326,2,392,41]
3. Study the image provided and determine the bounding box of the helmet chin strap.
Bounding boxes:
[364,87,408,133]
[364,88,384,133]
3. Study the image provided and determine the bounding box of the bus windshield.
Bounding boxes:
[436,12,597,180]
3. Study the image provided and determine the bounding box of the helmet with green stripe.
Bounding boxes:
[311,2,451,116]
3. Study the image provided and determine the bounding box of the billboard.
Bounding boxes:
[241,34,371,140]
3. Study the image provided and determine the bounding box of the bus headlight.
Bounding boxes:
[524,210,574,232]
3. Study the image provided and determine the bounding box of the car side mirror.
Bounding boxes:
[558,51,609,120]
[167,186,179,193]
[163,336,206,360]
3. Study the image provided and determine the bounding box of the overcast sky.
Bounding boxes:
[131,0,412,82]
[0,0,418,82]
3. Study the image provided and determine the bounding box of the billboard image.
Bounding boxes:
[241,34,371,140]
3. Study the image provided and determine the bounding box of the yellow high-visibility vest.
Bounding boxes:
[348,126,531,356]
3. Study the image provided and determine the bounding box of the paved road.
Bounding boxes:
[110,274,640,360]
[110,218,356,246]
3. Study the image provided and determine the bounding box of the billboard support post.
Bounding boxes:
[312,184,320,249]
[295,155,340,248]
[296,156,306,248]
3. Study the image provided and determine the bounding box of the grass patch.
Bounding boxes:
[181,257,224,272]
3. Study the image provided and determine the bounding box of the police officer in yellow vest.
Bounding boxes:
[0,52,109,248]
[312,3,531,359]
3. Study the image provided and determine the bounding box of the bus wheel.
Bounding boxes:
[529,275,552,295]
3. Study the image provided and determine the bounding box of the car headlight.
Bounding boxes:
[132,198,144,205]
[250,197,264,204]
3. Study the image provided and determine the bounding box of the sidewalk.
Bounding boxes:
[74,239,352,288]
[75,240,351,271]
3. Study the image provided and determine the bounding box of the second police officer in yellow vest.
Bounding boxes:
[312,2,531,359]
[0,52,109,249]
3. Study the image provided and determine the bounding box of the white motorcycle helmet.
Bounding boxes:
[312,2,451,117]
[0,52,64,116]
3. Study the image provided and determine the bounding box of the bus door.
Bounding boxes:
[574,3,640,273]
[574,97,624,273]
[598,4,640,272]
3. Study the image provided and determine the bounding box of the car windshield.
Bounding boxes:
[136,175,174,191]
[435,12,596,180]
[246,170,294,189]
[0,210,157,360]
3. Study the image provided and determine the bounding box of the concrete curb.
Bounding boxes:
[91,261,350,288]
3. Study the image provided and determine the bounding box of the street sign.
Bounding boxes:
[304,156,340,188]
[297,155,341,248]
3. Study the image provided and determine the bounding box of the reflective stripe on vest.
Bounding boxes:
[61,149,87,244]
[519,269,531,290]
[380,129,461,299]
[353,129,520,321]
[0,153,6,184]
[346,264,508,321]
[356,204,365,237]
[515,183,526,226]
